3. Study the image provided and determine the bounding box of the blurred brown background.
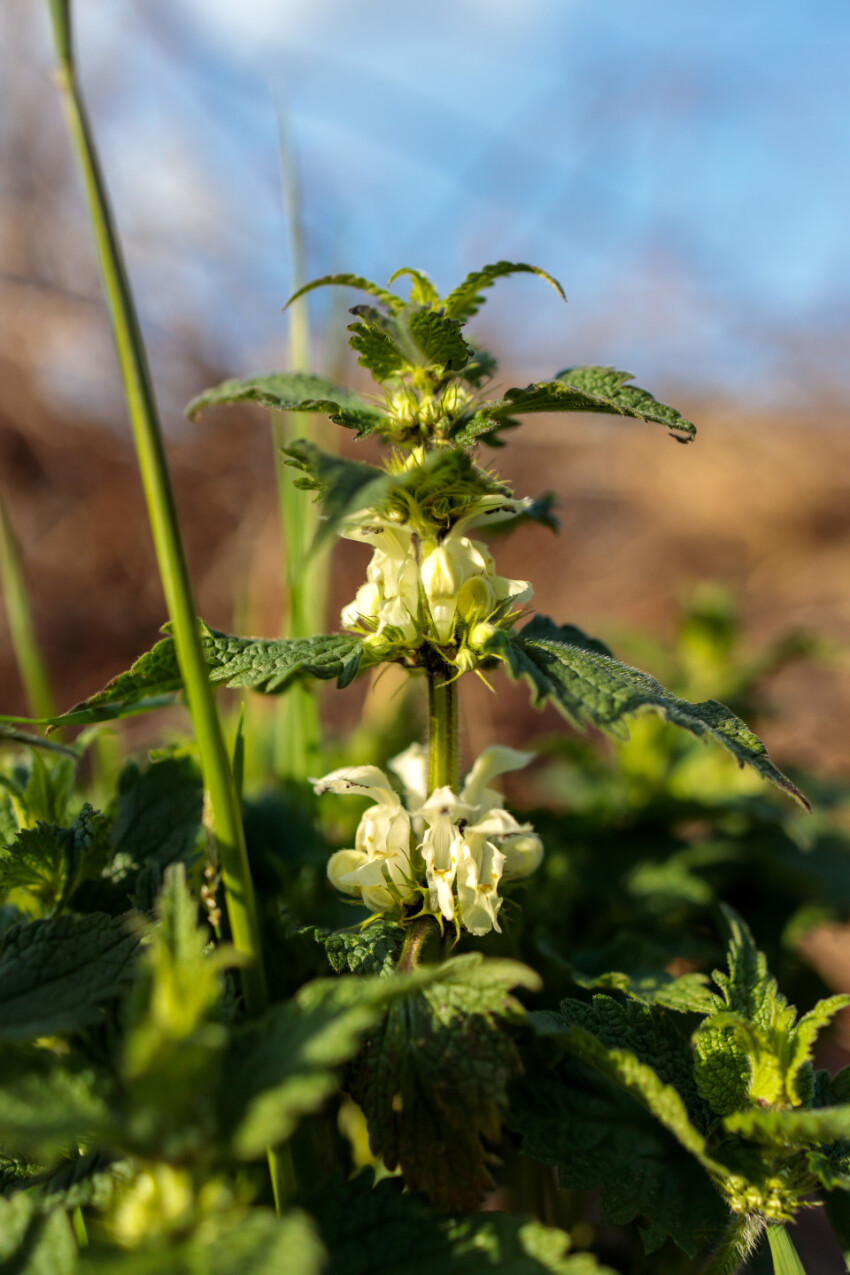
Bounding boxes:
[2,0,849,767]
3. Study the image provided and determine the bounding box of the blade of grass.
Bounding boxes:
[0,490,57,722]
[44,2,268,1017]
[273,108,327,782]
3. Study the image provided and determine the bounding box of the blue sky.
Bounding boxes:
[45,0,850,403]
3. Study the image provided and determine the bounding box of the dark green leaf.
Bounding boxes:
[470,368,695,443]
[0,804,110,911]
[407,308,471,371]
[310,1171,613,1274]
[494,616,809,809]
[282,440,390,542]
[0,911,140,1039]
[0,1193,76,1275]
[348,955,540,1211]
[443,262,565,323]
[185,371,383,437]
[347,314,409,381]
[306,920,406,977]
[119,865,232,1156]
[111,756,203,870]
[22,752,76,825]
[509,1047,727,1256]
[222,974,423,1158]
[80,1208,324,1275]
[48,628,366,728]
[0,1045,111,1154]
[554,997,707,1125]
[565,966,715,1015]
[347,304,471,379]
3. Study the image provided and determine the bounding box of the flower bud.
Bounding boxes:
[363,631,396,659]
[469,621,500,652]
[454,647,478,674]
[456,575,496,622]
[327,849,367,896]
[501,833,544,879]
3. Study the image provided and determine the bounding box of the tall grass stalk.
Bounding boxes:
[272,112,327,781]
[0,491,56,722]
[44,1,269,1016]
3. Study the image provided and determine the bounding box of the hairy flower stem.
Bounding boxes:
[427,660,459,793]
[399,916,434,971]
[703,1214,766,1275]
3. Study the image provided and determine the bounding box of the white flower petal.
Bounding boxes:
[460,746,536,809]
[311,765,401,806]
[388,743,429,812]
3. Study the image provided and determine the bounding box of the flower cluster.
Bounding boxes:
[339,501,532,663]
[312,745,543,935]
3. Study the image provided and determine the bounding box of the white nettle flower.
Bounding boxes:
[314,746,543,935]
[419,528,532,644]
[339,510,532,647]
[339,521,420,641]
[312,765,417,912]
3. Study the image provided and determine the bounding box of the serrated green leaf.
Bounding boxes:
[306,920,406,977]
[534,1015,724,1179]
[387,266,440,305]
[120,865,233,1155]
[724,1104,850,1146]
[286,272,403,312]
[48,628,366,729]
[495,617,808,809]
[282,440,390,542]
[0,911,140,1041]
[509,1036,727,1256]
[710,905,780,1024]
[0,804,110,912]
[347,304,471,379]
[0,1193,77,1275]
[347,314,409,381]
[695,907,848,1115]
[407,307,471,371]
[309,1171,614,1274]
[558,955,716,1015]
[443,261,565,323]
[79,1208,324,1275]
[111,756,203,871]
[555,997,708,1127]
[787,995,850,1093]
[223,974,426,1158]
[22,752,76,825]
[348,954,540,1211]
[0,1045,111,1154]
[185,371,384,436]
[470,368,695,443]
